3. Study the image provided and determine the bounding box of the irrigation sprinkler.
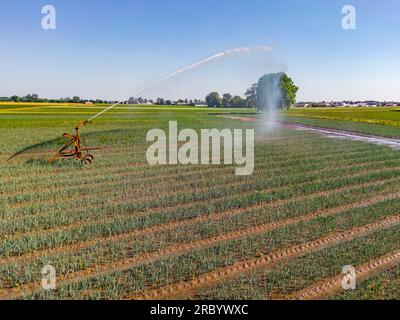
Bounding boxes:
[48,46,273,164]
[48,120,100,164]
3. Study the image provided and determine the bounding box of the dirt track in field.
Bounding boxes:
[221,115,400,150]
[287,250,400,300]
[129,215,400,300]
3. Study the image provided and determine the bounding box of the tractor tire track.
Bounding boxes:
[129,215,400,300]
[287,250,400,300]
[2,185,399,272]
[2,212,400,300]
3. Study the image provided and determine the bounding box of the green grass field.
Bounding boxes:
[1,103,400,300]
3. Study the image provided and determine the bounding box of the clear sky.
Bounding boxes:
[1,0,399,101]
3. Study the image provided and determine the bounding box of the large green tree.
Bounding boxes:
[254,72,298,110]
[205,92,221,108]
[280,73,299,109]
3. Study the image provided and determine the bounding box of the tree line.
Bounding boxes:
[205,92,248,108]
[0,94,206,106]
[205,73,298,109]
[1,73,298,109]
[0,94,109,104]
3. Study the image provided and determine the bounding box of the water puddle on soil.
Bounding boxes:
[286,123,400,150]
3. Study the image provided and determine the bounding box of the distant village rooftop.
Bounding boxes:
[295,101,400,107]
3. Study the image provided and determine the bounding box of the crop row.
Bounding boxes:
[16,199,400,300]
[3,158,400,249]
[195,215,400,299]
[2,139,385,197]
[5,146,400,221]
[2,181,396,298]
[4,147,398,213]
[0,134,380,187]
[1,176,395,279]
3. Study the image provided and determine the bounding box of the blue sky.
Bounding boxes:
[0,0,399,101]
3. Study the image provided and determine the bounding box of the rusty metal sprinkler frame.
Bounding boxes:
[48,120,100,164]
[48,101,124,164]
